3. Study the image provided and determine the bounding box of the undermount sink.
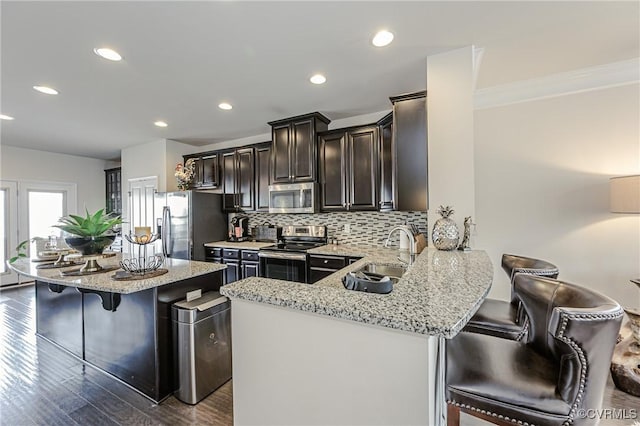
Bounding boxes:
[354,263,408,279]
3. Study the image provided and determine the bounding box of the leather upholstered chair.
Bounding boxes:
[446,274,623,426]
[463,254,559,340]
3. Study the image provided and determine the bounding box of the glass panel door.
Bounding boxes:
[17,181,76,260]
[27,190,66,241]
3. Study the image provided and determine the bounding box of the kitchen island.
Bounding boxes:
[220,245,493,426]
[9,255,226,402]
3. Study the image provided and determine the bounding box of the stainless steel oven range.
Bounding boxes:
[258,225,327,283]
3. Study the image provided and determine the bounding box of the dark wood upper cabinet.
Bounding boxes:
[201,154,220,187]
[318,132,347,211]
[390,91,428,212]
[269,112,330,184]
[318,125,378,212]
[183,153,219,189]
[377,112,394,211]
[348,126,378,210]
[221,147,255,212]
[255,143,271,212]
[191,157,204,187]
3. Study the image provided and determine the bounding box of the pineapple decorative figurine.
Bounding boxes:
[432,205,460,251]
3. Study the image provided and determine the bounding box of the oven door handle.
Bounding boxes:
[258,251,307,261]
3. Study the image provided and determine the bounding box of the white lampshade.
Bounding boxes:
[610,175,640,213]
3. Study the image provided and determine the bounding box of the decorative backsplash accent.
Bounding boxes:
[236,211,428,247]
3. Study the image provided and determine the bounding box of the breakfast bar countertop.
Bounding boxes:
[221,244,493,338]
[9,255,227,294]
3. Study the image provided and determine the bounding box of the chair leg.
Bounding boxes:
[447,403,461,426]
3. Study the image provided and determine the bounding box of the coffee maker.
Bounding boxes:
[229,215,250,242]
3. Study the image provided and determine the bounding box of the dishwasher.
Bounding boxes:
[172,291,232,404]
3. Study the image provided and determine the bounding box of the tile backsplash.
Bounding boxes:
[235,211,427,247]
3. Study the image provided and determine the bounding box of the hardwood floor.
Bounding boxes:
[0,284,637,426]
[0,284,232,426]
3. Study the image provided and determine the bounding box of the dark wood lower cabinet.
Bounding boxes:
[242,262,260,278]
[308,255,348,284]
[223,259,240,283]
[35,272,223,402]
[35,281,83,358]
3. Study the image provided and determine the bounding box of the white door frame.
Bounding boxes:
[1,180,19,286]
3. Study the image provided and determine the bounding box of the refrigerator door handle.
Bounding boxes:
[162,206,172,256]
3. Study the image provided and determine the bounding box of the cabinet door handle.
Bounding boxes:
[323,259,329,264]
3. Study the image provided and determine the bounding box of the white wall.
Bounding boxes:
[474,83,640,305]
[0,145,106,212]
[426,47,476,237]
[166,139,197,192]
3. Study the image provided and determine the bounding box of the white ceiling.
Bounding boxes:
[2,1,638,160]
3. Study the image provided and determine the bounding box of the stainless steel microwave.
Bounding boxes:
[268,182,317,214]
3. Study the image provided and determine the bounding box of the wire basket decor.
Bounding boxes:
[122,233,164,275]
[120,255,165,275]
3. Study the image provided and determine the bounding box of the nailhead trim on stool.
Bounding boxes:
[555,310,623,426]
[446,400,533,425]
[510,267,559,282]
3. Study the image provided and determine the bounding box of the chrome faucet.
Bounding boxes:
[384,225,418,265]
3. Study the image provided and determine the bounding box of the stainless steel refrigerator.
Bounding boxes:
[154,191,227,261]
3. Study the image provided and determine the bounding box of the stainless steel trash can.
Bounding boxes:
[172,291,232,404]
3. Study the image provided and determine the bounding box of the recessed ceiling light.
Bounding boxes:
[218,103,233,110]
[310,74,327,85]
[33,85,59,95]
[0,114,15,120]
[94,47,123,61]
[154,121,168,128]
[372,30,394,47]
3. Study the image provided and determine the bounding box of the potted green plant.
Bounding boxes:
[54,208,123,256]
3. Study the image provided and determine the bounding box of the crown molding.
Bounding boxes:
[474,58,640,110]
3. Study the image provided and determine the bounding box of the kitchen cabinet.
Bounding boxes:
[241,250,260,278]
[201,153,220,187]
[221,248,241,284]
[204,247,223,263]
[222,147,255,212]
[390,91,428,211]
[308,254,348,283]
[377,112,394,211]
[105,167,122,216]
[269,112,330,184]
[318,125,379,212]
[207,247,260,283]
[255,143,271,212]
[183,153,220,188]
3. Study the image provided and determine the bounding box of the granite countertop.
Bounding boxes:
[204,241,275,250]
[220,244,493,338]
[9,255,227,294]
